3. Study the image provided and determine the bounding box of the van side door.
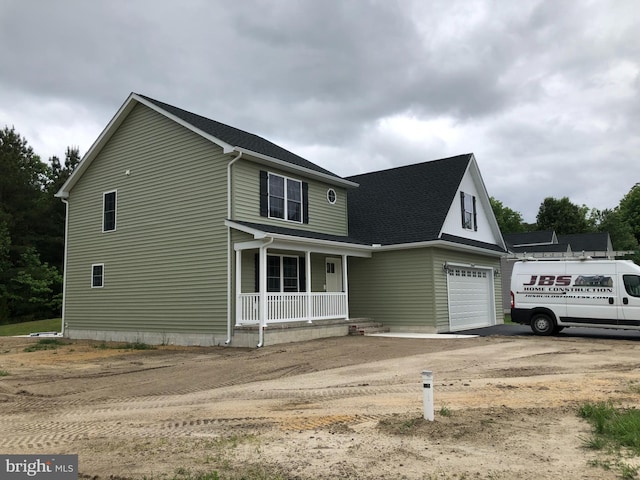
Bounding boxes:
[564,266,618,326]
[620,274,640,327]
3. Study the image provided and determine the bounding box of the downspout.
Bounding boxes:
[225,151,243,345]
[257,237,274,348]
[60,198,70,337]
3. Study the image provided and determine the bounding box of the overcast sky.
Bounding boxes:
[1,0,638,222]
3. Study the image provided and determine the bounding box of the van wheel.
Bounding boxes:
[530,314,555,336]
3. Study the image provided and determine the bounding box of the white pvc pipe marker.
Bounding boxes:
[422,370,434,421]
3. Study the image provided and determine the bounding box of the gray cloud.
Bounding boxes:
[0,0,638,223]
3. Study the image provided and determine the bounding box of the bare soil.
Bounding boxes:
[1,332,639,479]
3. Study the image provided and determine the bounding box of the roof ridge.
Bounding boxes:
[346,153,472,179]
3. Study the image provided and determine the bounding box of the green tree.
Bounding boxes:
[619,183,640,244]
[0,219,11,324]
[591,209,638,252]
[0,126,69,322]
[536,197,589,235]
[8,247,62,321]
[0,126,50,258]
[489,197,526,234]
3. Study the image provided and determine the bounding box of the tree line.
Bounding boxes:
[0,126,79,324]
[1,125,639,324]
[491,190,640,256]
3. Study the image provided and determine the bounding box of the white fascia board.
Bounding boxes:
[225,220,371,257]
[56,93,139,198]
[436,154,507,251]
[373,239,505,257]
[232,147,359,189]
[55,93,236,198]
[133,94,235,153]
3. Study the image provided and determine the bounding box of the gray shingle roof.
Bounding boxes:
[557,233,612,252]
[231,221,370,245]
[137,94,341,179]
[503,230,556,248]
[345,155,506,252]
[345,154,472,245]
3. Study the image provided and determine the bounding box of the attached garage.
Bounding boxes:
[446,265,496,331]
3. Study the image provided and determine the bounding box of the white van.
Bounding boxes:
[510,259,640,335]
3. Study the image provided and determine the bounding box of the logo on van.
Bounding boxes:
[523,275,613,287]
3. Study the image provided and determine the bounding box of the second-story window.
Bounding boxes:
[460,191,477,231]
[268,173,302,222]
[103,190,117,232]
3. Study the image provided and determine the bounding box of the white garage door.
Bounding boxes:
[447,266,494,331]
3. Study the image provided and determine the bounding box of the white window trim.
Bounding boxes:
[326,188,337,205]
[268,172,303,223]
[102,189,117,233]
[267,254,300,292]
[91,263,105,288]
[461,191,476,231]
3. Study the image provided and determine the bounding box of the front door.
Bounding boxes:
[325,257,342,292]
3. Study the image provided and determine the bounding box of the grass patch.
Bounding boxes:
[439,405,452,417]
[378,415,424,435]
[0,370,9,376]
[580,402,640,479]
[23,338,70,352]
[0,318,61,336]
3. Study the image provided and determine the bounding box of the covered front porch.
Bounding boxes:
[228,221,372,345]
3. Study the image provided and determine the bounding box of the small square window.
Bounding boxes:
[92,264,104,288]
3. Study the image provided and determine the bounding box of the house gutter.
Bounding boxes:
[60,198,70,337]
[225,151,243,346]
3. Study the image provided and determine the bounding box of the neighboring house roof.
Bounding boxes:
[345,154,471,245]
[510,243,571,253]
[503,230,557,248]
[557,233,613,252]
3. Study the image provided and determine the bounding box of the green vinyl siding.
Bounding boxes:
[348,247,502,331]
[64,103,230,336]
[430,248,502,330]
[348,249,435,327]
[231,160,348,236]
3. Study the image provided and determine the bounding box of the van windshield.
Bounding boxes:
[623,275,640,297]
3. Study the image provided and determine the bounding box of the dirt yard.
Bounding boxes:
[1,331,639,479]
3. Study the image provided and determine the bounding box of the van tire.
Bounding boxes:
[530,314,555,336]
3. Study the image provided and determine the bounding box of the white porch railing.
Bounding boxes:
[237,292,347,325]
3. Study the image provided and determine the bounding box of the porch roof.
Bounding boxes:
[230,220,371,246]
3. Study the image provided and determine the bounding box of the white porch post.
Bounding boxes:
[342,254,349,318]
[235,249,242,326]
[259,247,268,329]
[306,250,312,323]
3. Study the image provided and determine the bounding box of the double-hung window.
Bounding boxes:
[103,190,117,232]
[268,173,302,222]
[460,191,477,231]
[267,255,300,292]
[91,264,104,288]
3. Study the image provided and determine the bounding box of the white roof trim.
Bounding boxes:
[225,220,371,256]
[226,220,503,257]
[232,147,358,188]
[373,238,505,257]
[56,93,355,197]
